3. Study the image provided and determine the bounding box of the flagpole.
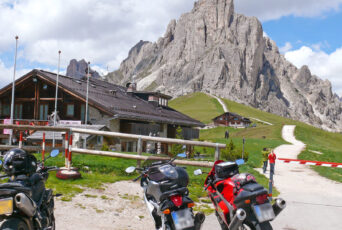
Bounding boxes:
[9,36,19,145]
[85,61,90,128]
[52,50,61,147]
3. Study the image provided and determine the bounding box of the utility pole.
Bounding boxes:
[52,50,61,147]
[9,36,19,145]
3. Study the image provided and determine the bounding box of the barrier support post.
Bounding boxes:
[68,134,73,170]
[215,143,220,161]
[137,137,142,168]
[42,132,46,166]
[64,132,69,168]
[268,167,274,201]
[19,131,23,148]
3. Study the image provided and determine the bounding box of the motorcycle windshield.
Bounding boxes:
[142,157,178,182]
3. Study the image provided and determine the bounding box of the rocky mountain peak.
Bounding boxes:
[105,0,342,132]
[66,59,100,79]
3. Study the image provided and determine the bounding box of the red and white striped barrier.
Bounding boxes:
[278,158,342,168]
[42,132,46,165]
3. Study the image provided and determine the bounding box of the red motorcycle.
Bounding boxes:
[194,160,286,230]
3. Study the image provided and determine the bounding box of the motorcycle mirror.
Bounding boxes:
[194,169,202,176]
[177,153,187,158]
[236,159,245,165]
[125,166,136,174]
[50,149,60,158]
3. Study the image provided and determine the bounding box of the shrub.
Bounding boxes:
[101,143,109,151]
[221,140,249,162]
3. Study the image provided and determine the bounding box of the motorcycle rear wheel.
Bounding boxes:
[0,218,29,230]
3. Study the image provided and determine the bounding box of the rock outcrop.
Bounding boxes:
[105,0,342,131]
[66,59,100,79]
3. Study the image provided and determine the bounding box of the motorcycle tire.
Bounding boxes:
[0,218,29,230]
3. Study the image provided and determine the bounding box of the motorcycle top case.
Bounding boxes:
[147,164,189,192]
[214,161,239,179]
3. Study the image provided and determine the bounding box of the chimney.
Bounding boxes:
[126,83,137,93]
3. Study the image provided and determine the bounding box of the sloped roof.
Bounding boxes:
[212,112,251,122]
[1,69,204,127]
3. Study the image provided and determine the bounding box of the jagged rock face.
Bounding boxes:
[66,59,100,79]
[105,0,342,132]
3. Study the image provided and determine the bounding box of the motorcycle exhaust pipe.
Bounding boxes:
[15,193,37,217]
[194,212,205,230]
[228,208,246,230]
[272,198,286,217]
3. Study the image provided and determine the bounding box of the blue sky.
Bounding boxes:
[0,0,341,96]
[263,11,342,53]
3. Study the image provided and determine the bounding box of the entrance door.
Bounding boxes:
[39,104,48,120]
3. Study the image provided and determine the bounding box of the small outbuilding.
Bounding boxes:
[212,112,251,128]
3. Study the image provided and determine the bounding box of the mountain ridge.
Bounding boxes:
[105,0,342,132]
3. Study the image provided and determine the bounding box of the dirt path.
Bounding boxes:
[270,125,342,230]
[207,94,229,112]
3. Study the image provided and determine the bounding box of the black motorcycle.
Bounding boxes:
[0,148,60,230]
[126,157,205,230]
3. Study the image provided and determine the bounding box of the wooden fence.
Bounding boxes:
[0,124,226,168]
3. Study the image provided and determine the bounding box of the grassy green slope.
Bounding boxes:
[168,92,224,124]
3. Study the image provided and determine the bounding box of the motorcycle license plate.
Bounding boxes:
[252,203,275,223]
[171,208,194,230]
[0,197,13,215]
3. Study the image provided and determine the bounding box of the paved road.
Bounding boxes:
[203,125,342,230]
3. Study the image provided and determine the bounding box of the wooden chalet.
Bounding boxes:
[212,112,251,128]
[0,69,204,153]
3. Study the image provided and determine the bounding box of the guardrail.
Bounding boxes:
[0,124,225,169]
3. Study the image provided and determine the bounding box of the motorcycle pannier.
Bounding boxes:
[215,162,239,179]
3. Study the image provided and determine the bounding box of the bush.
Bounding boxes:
[101,143,109,151]
[221,140,249,162]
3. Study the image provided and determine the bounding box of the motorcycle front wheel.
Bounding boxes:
[0,218,29,230]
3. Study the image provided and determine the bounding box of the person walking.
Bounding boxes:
[262,147,269,173]
[225,130,229,139]
[268,150,277,175]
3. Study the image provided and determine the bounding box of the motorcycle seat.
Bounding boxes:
[0,182,32,195]
[234,183,267,204]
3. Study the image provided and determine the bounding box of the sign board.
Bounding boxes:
[59,120,82,125]
[3,119,12,135]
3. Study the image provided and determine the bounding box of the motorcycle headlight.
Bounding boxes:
[0,197,13,215]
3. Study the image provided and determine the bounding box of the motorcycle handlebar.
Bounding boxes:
[133,175,142,182]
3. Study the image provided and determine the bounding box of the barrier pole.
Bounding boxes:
[19,131,23,148]
[64,132,69,167]
[68,134,73,170]
[42,132,46,166]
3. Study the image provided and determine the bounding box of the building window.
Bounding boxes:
[3,104,10,116]
[39,104,48,120]
[14,104,23,119]
[67,104,74,116]
[81,104,85,122]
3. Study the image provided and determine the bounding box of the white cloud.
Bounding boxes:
[285,46,342,96]
[235,0,342,21]
[0,0,196,71]
[0,59,32,88]
[279,42,293,53]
